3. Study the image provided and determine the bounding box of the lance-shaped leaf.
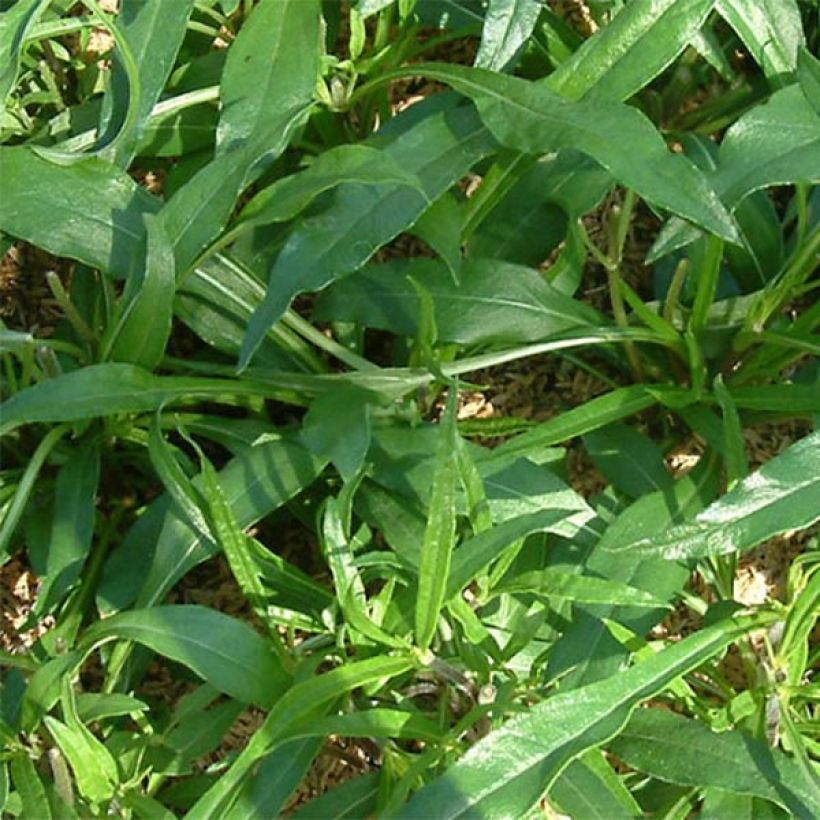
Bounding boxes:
[98,0,196,167]
[82,605,290,707]
[547,0,717,102]
[606,430,820,558]
[0,0,49,110]
[716,0,804,81]
[401,612,773,818]
[393,64,738,243]
[609,708,820,818]
[475,0,542,73]
[239,103,498,368]
[0,147,159,279]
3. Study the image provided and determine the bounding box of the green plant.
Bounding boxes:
[0,0,818,816]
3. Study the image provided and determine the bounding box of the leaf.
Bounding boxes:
[314,258,601,345]
[798,47,820,114]
[609,430,820,558]
[609,708,820,818]
[550,751,642,819]
[716,0,804,81]
[584,422,673,498]
[81,605,291,707]
[0,147,159,279]
[34,437,100,617]
[409,191,463,281]
[99,436,325,612]
[400,611,772,818]
[402,63,739,243]
[546,0,717,102]
[159,0,321,271]
[104,213,176,369]
[0,0,49,110]
[235,144,426,235]
[188,654,415,818]
[9,754,52,820]
[239,103,498,368]
[215,0,319,154]
[491,385,661,462]
[0,363,274,434]
[649,84,820,262]
[475,0,542,73]
[291,773,379,819]
[415,390,459,650]
[493,569,670,609]
[227,738,323,820]
[98,0,196,167]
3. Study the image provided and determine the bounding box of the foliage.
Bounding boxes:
[0,0,818,816]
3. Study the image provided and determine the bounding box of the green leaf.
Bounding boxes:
[0,148,159,279]
[291,773,379,819]
[415,390,459,649]
[239,103,498,368]
[315,257,601,345]
[0,0,49,111]
[0,363,337,435]
[234,144,426,236]
[188,654,415,818]
[34,437,100,617]
[44,680,119,805]
[493,569,670,609]
[475,0,542,73]
[610,430,820,558]
[716,0,804,81]
[550,751,642,819]
[227,738,323,820]
[650,84,820,261]
[400,611,772,818]
[98,0,196,167]
[493,385,662,462]
[99,436,325,612]
[81,605,291,707]
[584,422,673,498]
[609,708,820,817]
[159,0,321,271]
[397,63,739,243]
[104,213,176,369]
[9,753,52,820]
[546,0,717,102]
[215,0,319,155]
[797,47,820,114]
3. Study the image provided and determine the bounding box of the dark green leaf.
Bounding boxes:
[609,709,820,818]
[475,0,542,73]
[610,430,820,558]
[0,0,48,110]
[82,605,290,707]
[547,0,716,102]
[401,612,772,818]
[0,148,158,279]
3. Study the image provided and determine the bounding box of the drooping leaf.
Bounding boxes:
[401,612,772,818]
[82,605,291,707]
[0,0,49,111]
[395,63,739,243]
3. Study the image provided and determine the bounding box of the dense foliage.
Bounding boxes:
[1,0,819,816]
